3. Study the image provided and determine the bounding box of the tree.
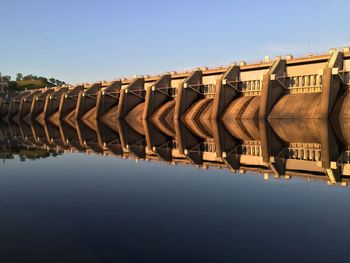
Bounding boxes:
[2,76,11,82]
[16,73,23,81]
[49,78,56,84]
[55,80,64,86]
[23,75,33,80]
[38,77,48,82]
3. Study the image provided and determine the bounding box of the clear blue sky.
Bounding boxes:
[1,0,349,84]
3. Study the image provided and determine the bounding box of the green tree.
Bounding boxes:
[16,73,23,81]
[23,75,33,80]
[2,76,11,82]
[38,77,48,82]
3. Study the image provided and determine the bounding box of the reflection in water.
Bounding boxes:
[1,116,350,186]
[1,117,350,262]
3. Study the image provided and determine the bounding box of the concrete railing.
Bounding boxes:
[238,141,262,156]
[240,80,262,95]
[200,84,216,96]
[287,143,322,161]
[225,79,262,96]
[282,74,323,94]
[202,141,216,153]
[185,84,217,97]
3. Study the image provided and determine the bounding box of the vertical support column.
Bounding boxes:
[142,74,171,120]
[116,119,146,158]
[319,51,344,118]
[18,90,41,119]
[259,119,285,177]
[95,80,122,119]
[116,78,145,119]
[75,83,101,120]
[13,92,29,122]
[96,119,123,155]
[174,119,201,163]
[58,85,84,120]
[259,59,286,119]
[211,119,238,158]
[211,65,240,119]
[28,89,53,121]
[17,92,29,121]
[174,70,202,120]
[143,119,170,152]
[43,87,68,120]
[42,90,54,121]
[320,120,341,183]
[5,92,29,121]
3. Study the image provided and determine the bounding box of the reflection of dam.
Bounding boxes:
[2,115,350,187]
[1,48,350,123]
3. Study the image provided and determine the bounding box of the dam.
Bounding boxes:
[1,47,350,186]
[1,47,350,124]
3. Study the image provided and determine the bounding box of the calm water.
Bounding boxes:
[1,119,350,262]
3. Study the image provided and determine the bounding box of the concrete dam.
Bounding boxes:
[2,45,350,187]
[1,47,350,125]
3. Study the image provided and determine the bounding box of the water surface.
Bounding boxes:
[1,119,350,262]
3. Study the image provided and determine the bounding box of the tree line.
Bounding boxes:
[0,72,66,91]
